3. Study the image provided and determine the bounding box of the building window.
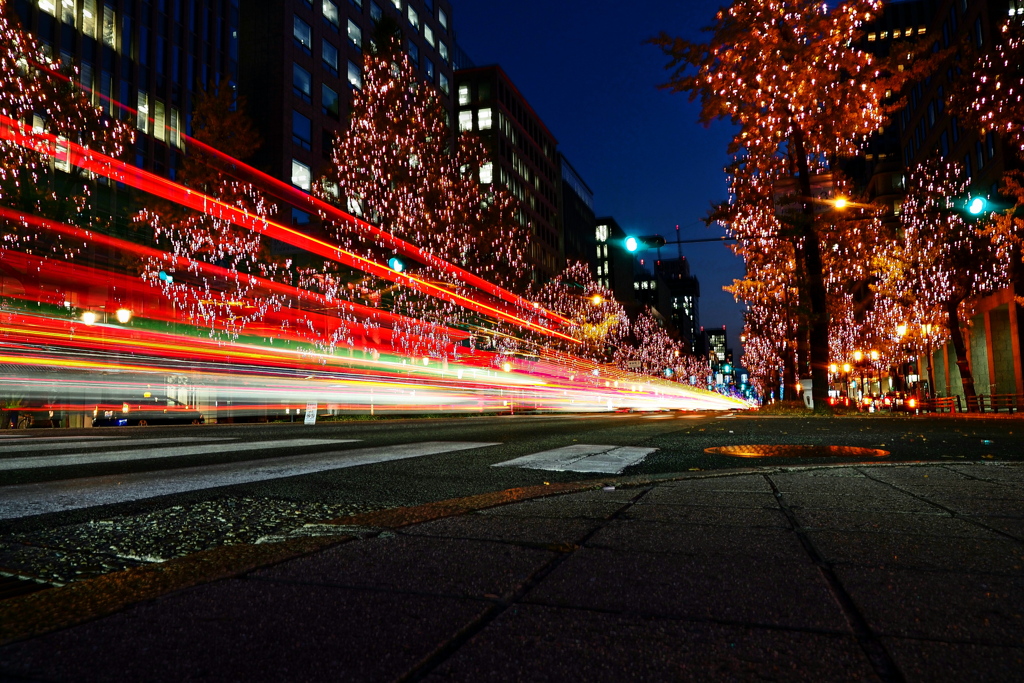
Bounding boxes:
[102,4,116,48]
[424,24,435,47]
[458,110,473,132]
[478,108,492,130]
[61,0,74,24]
[407,40,419,66]
[370,1,382,21]
[424,58,435,81]
[292,110,312,150]
[294,16,312,53]
[322,129,335,158]
[350,0,362,8]
[323,0,340,30]
[480,162,493,184]
[439,41,448,63]
[292,208,311,226]
[322,83,340,118]
[292,159,312,191]
[323,40,339,75]
[407,6,419,30]
[458,84,470,105]
[390,0,400,9]
[40,0,57,16]
[293,63,312,102]
[347,60,362,89]
[347,18,361,48]
[82,0,97,37]
[439,72,449,94]
[136,90,150,134]
[438,7,448,31]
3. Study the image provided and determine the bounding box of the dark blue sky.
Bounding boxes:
[454,0,747,355]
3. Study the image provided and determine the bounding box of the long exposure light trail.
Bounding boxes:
[0,115,580,343]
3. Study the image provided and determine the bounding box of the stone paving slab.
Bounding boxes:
[881,637,1024,683]
[476,497,626,520]
[656,473,774,492]
[399,513,601,546]
[251,534,557,599]
[791,508,1001,537]
[586,519,810,561]
[834,566,1024,646]
[805,530,1024,573]
[620,501,792,527]
[425,603,879,683]
[524,547,851,632]
[777,490,942,513]
[0,578,490,682]
[637,488,779,508]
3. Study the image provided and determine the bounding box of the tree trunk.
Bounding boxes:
[789,126,831,413]
[945,299,978,411]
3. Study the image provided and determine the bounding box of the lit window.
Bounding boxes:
[136,91,149,133]
[458,84,470,105]
[293,63,312,101]
[478,108,492,130]
[407,6,419,30]
[424,24,435,47]
[424,58,435,81]
[347,19,361,48]
[480,162,493,184]
[596,224,608,242]
[153,100,165,143]
[294,16,312,51]
[439,72,449,94]
[82,0,97,37]
[102,5,116,47]
[292,159,312,191]
[867,32,876,41]
[458,110,473,131]
[39,0,57,16]
[390,0,400,8]
[323,0,340,28]
[61,0,74,24]
[439,41,449,63]
[323,40,339,74]
[438,8,448,31]
[370,1,382,22]
[347,60,362,88]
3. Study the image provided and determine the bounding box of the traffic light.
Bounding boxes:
[966,196,987,216]
[624,235,666,253]
[387,256,405,272]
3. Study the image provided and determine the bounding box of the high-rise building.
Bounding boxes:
[15,0,238,179]
[654,257,701,351]
[560,155,596,276]
[238,0,456,230]
[455,65,561,284]
[594,216,637,310]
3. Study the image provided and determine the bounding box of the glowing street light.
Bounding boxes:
[81,311,98,325]
[590,294,604,306]
[833,197,848,209]
[115,308,133,324]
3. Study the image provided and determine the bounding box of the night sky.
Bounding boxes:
[454,0,747,357]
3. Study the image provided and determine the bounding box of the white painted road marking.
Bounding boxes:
[0,441,501,519]
[492,444,657,474]
[0,437,237,455]
[0,439,354,471]
[0,435,119,440]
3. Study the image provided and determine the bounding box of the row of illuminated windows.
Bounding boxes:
[135,91,183,148]
[458,108,491,132]
[867,26,926,42]
[39,0,114,47]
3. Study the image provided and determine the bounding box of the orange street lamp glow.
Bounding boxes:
[834,197,848,209]
[81,311,98,325]
[115,308,133,324]
[842,363,852,373]
[853,350,864,362]
[829,363,838,373]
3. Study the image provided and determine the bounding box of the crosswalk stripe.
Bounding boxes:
[492,444,657,474]
[0,439,353,471]
[0,436,237,455]
[0,441,501,519]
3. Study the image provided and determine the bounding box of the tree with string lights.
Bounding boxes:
[316,18,530,359]
[651,0,934,411]
[0,0,132,228]
[881,159,1008,409]
[532,261,626,362]
[134,82,286,336]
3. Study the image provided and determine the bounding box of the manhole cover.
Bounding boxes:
[705,445,890,459]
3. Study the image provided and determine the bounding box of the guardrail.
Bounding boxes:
[963,393,1024,414]
[916,396,960,413]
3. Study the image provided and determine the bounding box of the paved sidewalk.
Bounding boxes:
[2,462,1023,682]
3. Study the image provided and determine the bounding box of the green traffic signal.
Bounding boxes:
[624,235,667,253]
[967,196,987,216]
[388,256,405,272]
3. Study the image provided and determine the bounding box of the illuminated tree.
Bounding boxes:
[614,310,704,382]
[532,261,626,362]
[135,82,285,336]
[0,1,132,227]
[884,159,1008,408]
[320,24,529,293]
[652,0,932,410]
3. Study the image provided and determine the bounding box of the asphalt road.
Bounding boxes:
[1,410,1022,587]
